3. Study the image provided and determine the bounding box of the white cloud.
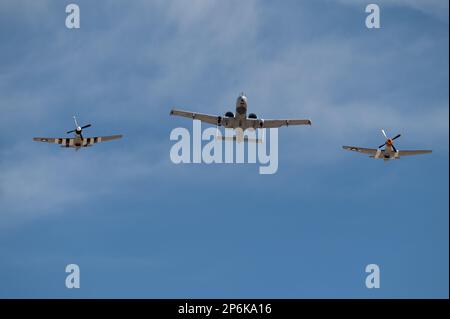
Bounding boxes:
[0,141,168,227]
[0,0,447,226]
[337,0,449,22]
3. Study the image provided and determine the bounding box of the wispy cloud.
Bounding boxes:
[336,0,449,22]
[0,0,447,227]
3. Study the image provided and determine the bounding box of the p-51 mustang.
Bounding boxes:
[33,116,123,150]
[343,129,432,160]
[170,93,311,143]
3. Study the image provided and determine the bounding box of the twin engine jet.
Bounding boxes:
[170,93,311,143]
[33,116,123,150]
[343,129,432,160]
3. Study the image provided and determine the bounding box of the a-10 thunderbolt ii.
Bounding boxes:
[170,92,311,143]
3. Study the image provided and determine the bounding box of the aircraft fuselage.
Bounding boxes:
[219,94,261,131]
[373,145,399,160]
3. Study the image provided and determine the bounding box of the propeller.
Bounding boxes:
[391,143,397,153]
[66,116,92,137]
[378,129,401,152]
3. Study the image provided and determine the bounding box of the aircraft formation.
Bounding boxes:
[33,93,432,160]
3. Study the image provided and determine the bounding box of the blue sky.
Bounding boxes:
[0,0,448,298]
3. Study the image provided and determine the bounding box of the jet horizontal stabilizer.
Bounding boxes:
[215,135,262,144]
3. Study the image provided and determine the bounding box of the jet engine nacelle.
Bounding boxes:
[225,111,234,118]
[248,113,257,119]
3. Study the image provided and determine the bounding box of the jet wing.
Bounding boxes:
[342,145,380,155]
[170,109,220,126]
[397,150,432,156]
[258,119,312,128]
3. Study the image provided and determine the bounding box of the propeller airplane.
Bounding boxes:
[33,116,123,150]
[343,129,432,160]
